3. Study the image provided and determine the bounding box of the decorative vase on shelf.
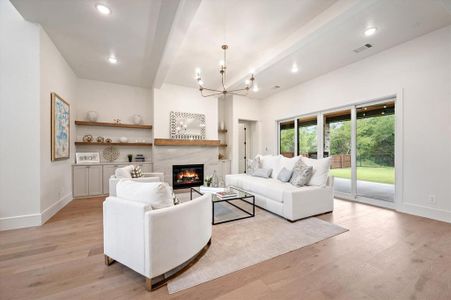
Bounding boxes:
[127,154,133,162]
[212,170,219,188]
[132,114,143,125]
[87,111,98,122]
[119,137,128,143]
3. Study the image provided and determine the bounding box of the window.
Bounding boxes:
[279,121,295,157]
[297,116,317,158]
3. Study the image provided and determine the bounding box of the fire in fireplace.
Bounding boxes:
[172,164,204,189]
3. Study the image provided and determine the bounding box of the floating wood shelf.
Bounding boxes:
[75,142,152,146]
[75,120,152,129]
[218,129,228,133]
[219,144,227,147]
[154,138,221,147]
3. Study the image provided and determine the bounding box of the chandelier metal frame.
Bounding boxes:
[195,44,255,97]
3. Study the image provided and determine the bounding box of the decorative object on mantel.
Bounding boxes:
[127,154,133,162]
[170,111,206,140]
[75,152,100,164]
[82,134,93,142]
[96,136,105,143]
[105,138,112,143]
[220,121,225,131]
[135,154,145,162]
[113,118,121,124]
[218,153,225,160]
[51,92,70,161]
[132,114,143,125]
[194,44,256,97]
[119,137,128,143]
[86,111,98,122]
[103,146,120,162]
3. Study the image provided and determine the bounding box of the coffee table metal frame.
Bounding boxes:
[190,186,255,225]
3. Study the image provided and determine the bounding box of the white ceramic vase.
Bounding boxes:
[87,111,98,122]
[133,114,143,125]
[119,137,128,143]
[220,121,225,130]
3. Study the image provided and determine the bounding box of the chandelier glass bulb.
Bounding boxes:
[195,44,256,97]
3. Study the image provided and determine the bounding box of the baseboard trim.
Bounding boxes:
[0,213,41,231]
[0,193,73,231]
[398,202,451,224]
[40,193,73,224]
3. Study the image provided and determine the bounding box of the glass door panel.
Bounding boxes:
[324,110,352,195]
[356,101,395,201]
[298,116,317,158]
[280,120,295,157]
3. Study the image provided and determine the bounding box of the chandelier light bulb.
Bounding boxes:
[219,60,225,67]
[253,84,259,92]
[244,79,250,85]
[198,80,204,85]
[249,68,255,75]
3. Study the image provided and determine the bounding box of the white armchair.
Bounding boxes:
[109,165,164,196]
[103,182,212,291]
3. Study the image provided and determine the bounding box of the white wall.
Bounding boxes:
[0,0,41,229]
[39,28,78,222]
[76,79,153,162]
[153,84,218,139]
[260,26,451,222]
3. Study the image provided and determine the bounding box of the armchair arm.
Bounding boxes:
[143,172,164,182]
[144,194,212,277]
[103,197,150,277]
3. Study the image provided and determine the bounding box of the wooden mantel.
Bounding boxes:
[154,138,221,147]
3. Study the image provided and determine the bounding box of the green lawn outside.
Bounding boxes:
[330,167,395,184]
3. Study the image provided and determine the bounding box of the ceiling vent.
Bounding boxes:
[353,43,373,53]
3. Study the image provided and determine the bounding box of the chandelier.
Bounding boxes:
[195,44,256,97]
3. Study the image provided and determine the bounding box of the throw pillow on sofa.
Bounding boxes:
[277,167,293,182]
[301,156,331,187]
[252,168,272,178]
[130,166,143,178]
[247,156,261,175]
[260,155,282,178]
[289,159,313,187]
[116,180,174,209]
[115,165,134,178]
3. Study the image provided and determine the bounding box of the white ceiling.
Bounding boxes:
[11,0,451,99]
[11,0,183,87]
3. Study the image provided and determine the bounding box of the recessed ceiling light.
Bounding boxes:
[291,63,299,73]
[364,27,377,36]
[108,55,118,64]
[96,4,111,15]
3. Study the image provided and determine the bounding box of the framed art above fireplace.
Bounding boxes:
[170,111,206,140]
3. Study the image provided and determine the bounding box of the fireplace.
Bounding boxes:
[172,164,204,189]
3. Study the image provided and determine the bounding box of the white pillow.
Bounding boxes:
[115,165,134,178]
[260,155,282,178]
[116,180,174,209]
[279,156,301,172]
[301,156,331,187]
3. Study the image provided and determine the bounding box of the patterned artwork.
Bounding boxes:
[51,93,70,160]
[170,111,206,140]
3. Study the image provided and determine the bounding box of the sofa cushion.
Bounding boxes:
[116,180,174,209]
[277,167,293,182]
[115,165,134,178]
[247,156,261,175]
[252,168,272,178]
[260,155,282,178]
[301,156,331,187]
[290,159,313,187]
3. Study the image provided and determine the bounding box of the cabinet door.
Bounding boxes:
[88,166,103,196]
[73,166,89,198]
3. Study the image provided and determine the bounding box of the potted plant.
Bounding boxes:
[127,154,133,162]
[205,175,213,187]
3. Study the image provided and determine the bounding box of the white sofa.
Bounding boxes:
[225,155,334,221]
[109,165,164,196]
[103,181,212,291]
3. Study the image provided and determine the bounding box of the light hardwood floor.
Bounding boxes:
[1,197,451,299]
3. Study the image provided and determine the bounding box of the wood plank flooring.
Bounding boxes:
[1,197,451,299]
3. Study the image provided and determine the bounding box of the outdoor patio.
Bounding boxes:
[334,178,395,202]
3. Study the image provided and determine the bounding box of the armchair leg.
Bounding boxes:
[145,278,152,291]
[104,255,115,266]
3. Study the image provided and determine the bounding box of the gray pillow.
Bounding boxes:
[277,167,293,182]
[290,159,313,187]
[252,168,272,178]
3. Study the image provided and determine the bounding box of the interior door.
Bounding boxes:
[238,123,247,173]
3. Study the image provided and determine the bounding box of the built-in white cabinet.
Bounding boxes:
[73,162,153,198]
[72,165,103,198]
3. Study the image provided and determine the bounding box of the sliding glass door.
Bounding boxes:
[356,101,395,201]
[278,98,396,204]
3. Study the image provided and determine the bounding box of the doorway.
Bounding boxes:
[238,120,256,173]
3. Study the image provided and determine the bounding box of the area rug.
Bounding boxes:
[167,198,348,294]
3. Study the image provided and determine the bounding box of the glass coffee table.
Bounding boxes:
[190,186,255,225]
